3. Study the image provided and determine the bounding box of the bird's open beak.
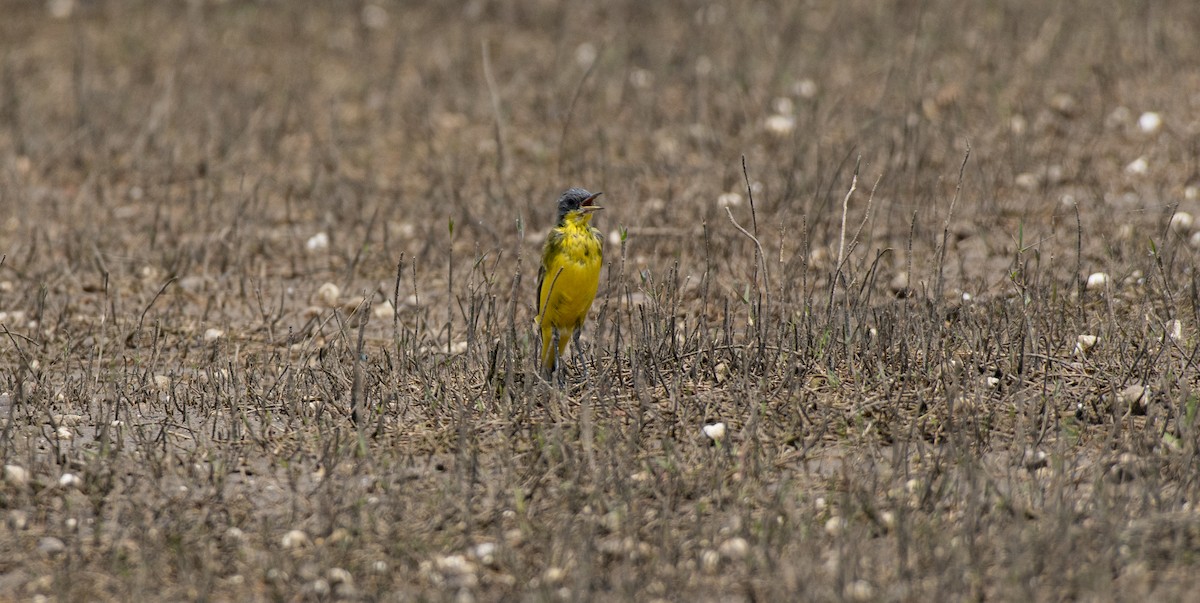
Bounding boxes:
[581,192,604,212]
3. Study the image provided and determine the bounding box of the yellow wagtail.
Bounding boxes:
[536,188,604,378]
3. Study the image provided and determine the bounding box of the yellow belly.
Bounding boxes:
[538,225,602,371]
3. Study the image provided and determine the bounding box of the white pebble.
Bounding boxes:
[717,192,743,208]
[1187,185,1199,201]
[37,537,65,556]
[470,542,497,562]
[1170,212,1194,234]
[1074,334,1098,356]
[281,529,310,549]
[718,537,749,559]
[985,376,1000,388]
[435,554,476,576]
[772,97,795,116]
[58,473,81,489]
[1166,319,1184,343]
[700,549,721,573]
[315,283,341,308]
[372,300,395,319]
[1125,157,1149,175]
[714,362,729,384]
[844,579,876,602]
[702,422,727,442]
[55,426,74,440]
[574,42,597,68]
[879,511,896,530]
[1190,232,1200,249]
[1010,114,1027,135]
[764,114,796,135]
[1014,172,1039,190]
[305,232,330,252]
[794,78,818,99]
[326,567,353,585]
[203,328,224,342]
[824,516,847,536]
[1137,112,1162,133]
[3,465,29,487]
[1086,272,1109,290]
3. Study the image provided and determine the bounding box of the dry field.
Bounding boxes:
[3,0,1200,600]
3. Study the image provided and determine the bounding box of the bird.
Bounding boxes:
[536,187,604,380]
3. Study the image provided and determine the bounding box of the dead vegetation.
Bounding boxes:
[3,0,1200,600]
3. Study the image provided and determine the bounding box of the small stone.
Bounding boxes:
[1014,172,1039,190]
[1116,384,1149,415]
[315,283,340,308]
[700,550,721,573]
[1074,334,1098,356]
[1125,157,1149,175]
[470,542,497,566]
[1137,112,1162,133]
[717,192,743,208]
[764,114,796,135]
[203,328,224,342]
[58,473,81,489]
[1086,273,1109,290]
[702,422,727,442]
[1049,93,1078,117]
[4,464,29,487]
[305,232,330,252]
[372,300,395,319]
[794,78,818,99]
[844,579,876,602]
[281,529,310,549]
[889,273,911,297]
[1170,212,1194,234]
[1022,449,1048,471]
[7,510,27,530]
[714,362,728,384]
[224,527,246,543]
[326,567,353,586]
[824,516,847,536]
[152,375,172,391]
[1166,319,1184,343]
[542,566,565,584]
[53,413,84,426]
[574,42,597,68]
[718,537,749,559]
[38,537,66,556]
[984,376,1000,388]
[55,426,74,440]
[879,511,896,530]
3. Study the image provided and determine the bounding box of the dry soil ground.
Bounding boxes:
[3,1,1200,601]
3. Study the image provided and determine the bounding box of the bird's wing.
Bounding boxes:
[535,263,546,316]
[536,229,564,315]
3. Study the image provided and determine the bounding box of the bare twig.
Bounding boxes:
[481,41,508,186]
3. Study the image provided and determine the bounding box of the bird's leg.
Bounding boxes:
[550,329,565,387]
[571,328,589,381]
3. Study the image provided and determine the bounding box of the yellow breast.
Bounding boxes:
[538,219,603,329]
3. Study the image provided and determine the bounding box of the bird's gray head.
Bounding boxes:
[555,188,603,224]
